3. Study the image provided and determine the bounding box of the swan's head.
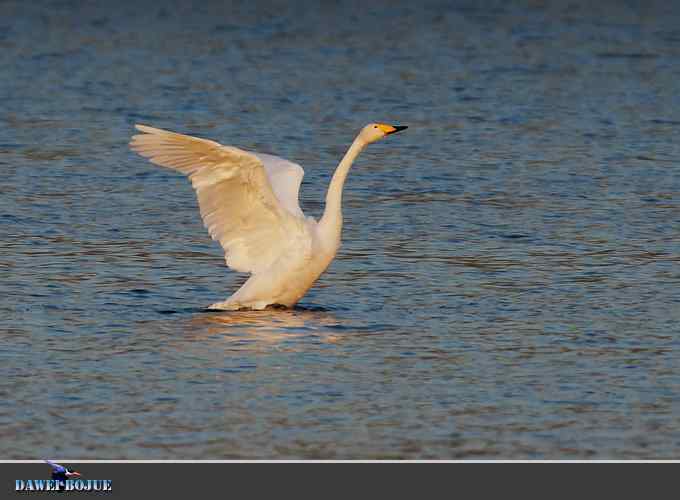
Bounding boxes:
[360,123,408,144]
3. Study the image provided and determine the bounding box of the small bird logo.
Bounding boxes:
[44,460,82,482]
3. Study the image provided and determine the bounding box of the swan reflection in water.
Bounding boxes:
[146,307,348,350]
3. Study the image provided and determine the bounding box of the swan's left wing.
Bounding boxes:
[129,125,312,274]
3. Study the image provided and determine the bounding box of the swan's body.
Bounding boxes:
[129,122,406,310]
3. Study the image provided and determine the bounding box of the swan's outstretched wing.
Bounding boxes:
[253,153,304,218]
[129,124,311,274]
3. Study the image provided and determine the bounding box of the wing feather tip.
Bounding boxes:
[134,124,168,135]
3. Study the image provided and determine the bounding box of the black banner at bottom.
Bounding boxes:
[2,462,676,499]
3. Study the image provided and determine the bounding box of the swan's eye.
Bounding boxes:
[373,125,378,129]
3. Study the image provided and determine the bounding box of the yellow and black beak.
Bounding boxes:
[377,124,408,135]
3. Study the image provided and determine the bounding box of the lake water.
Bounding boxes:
[1,0,680,459]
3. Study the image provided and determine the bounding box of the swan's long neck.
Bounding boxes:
[318,135,367,245]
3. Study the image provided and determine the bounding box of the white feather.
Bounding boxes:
[129,125,312,275]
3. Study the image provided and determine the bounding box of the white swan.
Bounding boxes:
[129,122,407,310]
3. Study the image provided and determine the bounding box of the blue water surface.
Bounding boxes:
[1,0,680,458]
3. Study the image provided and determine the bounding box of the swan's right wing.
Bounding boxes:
[254,153,305,219]
[129,125,312,274]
